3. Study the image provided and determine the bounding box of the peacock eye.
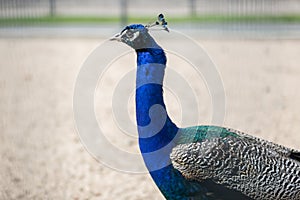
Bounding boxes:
[125,30,134,38]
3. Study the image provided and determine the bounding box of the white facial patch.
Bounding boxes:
[130,31,140,41]
[122,30,140,42]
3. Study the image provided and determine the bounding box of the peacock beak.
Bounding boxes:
[110,33,122,42]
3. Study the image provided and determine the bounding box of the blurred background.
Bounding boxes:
[1,0,300,37]
[1,1,300,199]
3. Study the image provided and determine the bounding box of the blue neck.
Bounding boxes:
[135,46,178,157]
[135,46,206,200]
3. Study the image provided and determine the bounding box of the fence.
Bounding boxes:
[0,0,300,37]
[1,0,300,18]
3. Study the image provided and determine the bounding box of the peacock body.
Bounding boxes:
[111,15,300,200]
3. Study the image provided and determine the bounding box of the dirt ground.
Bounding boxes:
[0,37,300,199]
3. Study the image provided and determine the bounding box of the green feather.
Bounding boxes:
[176,125,239,144]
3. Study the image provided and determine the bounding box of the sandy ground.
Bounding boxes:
[0,37,300,200]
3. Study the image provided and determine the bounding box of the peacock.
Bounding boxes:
[110,14,300,200]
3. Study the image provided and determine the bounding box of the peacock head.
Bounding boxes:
[110,14,169,50]
[110,24,149,49]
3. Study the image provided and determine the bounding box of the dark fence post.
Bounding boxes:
[49,0,56,17]
[189,0,196,17]
[120,0,128,27]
